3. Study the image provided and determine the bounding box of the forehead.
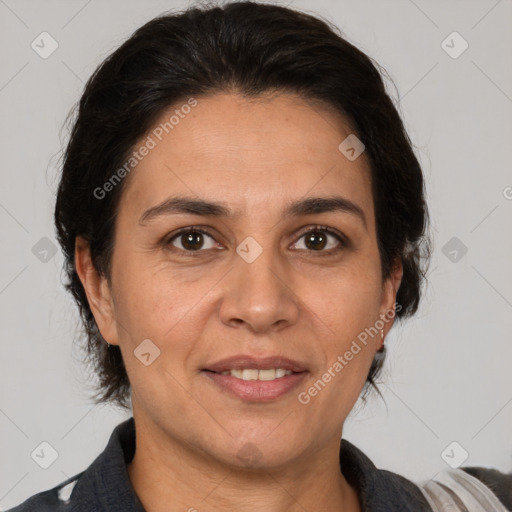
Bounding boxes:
[118,92,374,225]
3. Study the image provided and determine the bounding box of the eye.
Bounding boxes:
[292,225,347,254]
[164,225,348,256]
[165,227,219,254]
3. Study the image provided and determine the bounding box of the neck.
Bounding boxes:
[126,416,361,512]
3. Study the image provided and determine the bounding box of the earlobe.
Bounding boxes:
[390,257,403,298]
[379,258,403,341]
[74,236,119,345]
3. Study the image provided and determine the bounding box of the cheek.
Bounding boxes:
[309,260,382,333]
[301,294,380,423]
[303,259,382,390]
[110,251,216,359]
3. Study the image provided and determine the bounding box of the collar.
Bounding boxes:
[68,417,145,511]
[339,437,432,511]
[68,417,431,511]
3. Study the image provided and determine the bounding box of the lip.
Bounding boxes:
[202,371,308,402]
[203,355,308,373]
[201,355,309,402]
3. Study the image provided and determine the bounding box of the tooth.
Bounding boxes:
[242,369,259,381]
[226,368,295,380]
[258,369,276,381]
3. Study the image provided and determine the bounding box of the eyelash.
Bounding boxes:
[163,225,348,257]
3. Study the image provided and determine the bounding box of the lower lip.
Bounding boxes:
[202,371,308,402]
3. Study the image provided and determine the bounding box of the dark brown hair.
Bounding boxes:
[55,0,431,409]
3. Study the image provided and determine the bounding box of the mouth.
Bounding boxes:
[201,355,308,402]
[209,368,294,381]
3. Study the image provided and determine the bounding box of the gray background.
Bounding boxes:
[1,0,511,509]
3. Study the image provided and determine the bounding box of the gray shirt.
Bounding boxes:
[6,417,512,511]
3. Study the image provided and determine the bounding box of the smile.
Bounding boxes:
[219,368,293,380]
[202,369,308,401]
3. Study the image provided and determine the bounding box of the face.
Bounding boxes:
[78,92,402,470]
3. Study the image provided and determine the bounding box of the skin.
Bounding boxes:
[75,91,403,512]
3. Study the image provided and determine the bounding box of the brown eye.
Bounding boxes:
[167,228,218,253]
[293,226,347,254]
[304,231,328,251]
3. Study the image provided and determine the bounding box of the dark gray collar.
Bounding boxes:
[340,438,432,511]
[68,417,432,511]
[68,416,145,511]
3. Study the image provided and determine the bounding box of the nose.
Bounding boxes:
[218,240,300,334]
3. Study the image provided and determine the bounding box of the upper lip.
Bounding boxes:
[203,355,308,373]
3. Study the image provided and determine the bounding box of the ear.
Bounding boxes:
[378,257,403,345]
[74,236,119,346]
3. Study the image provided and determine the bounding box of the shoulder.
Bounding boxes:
[5,417,140,512]
[340,438,512,511]
[340,439,434,510]
[419,466,512,512]
[461,466,512,509]
[4,472,83,512]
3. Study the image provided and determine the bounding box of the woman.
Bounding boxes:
[7,1,511,511]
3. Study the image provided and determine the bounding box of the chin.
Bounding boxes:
[202,434,304,472]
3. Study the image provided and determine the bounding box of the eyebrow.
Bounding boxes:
[139,194,367,230]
